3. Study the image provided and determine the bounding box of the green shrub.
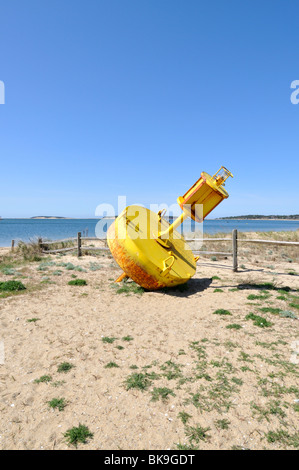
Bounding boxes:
[68,279,87,286]
[125,372,152,391]
[246,313,273,328]
[0,280,26,291]
[213,309,232,316]
[226,324,242,330]
[64,424,93,447]
[48,398,67,411]
[57,362,74,373]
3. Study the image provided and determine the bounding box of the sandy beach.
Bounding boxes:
[0,233,298,450]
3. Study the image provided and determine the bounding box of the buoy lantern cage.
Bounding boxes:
[107,166,233,290]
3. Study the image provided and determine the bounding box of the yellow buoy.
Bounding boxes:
[107,166,233,290]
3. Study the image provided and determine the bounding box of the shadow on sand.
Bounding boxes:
[160,277,212,297]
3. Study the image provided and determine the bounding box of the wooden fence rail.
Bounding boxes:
[20,229,299,273]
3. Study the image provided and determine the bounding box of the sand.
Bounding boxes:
[0,247,298,450]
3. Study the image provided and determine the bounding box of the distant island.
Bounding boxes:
[31,216,71,219]
[216,215,299,220]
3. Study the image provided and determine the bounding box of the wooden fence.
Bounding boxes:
[12,229,298,273]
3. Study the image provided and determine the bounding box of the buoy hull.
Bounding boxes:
[107,206,196,290]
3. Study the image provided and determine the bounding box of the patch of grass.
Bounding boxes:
[178,411,192,425]
[211,276,221,280]
[27,318,40,323]
[224,340,239,350]
[1,267,16,275]
[175,443,199,450]
[245,313,273,328]
[64,424,93,448]
[89,262,102,271]
[265,429,299,448]
[160,360,184,380]
[52,270,63,276]
[104,362,119,369]
[68,279,87,286]
[213,309,232,316]
[258,379,299,398]
[151,387,175,402]
[259,307,281,315]
[247,293,270,301]
[58,262,86,272]
[279,310,298,319]
[122,335,134,342]
[231,377,243,386]
[238,351,254,363]
[57,362,74,373]
[213,288,224,293]
[226,324,242,330]
[215,418,230,430]
[115,280,144,295]
[51,381,66,387]
[0,280,26,291]
[48,397,67,412]
[251,400,287,423]
[17,240,43,261]
[277,295,287,301]
[124,372,152,391]
[189,342,207,360]
[34,375,52,384]
[102,336,117,344]
[185,425,211,444]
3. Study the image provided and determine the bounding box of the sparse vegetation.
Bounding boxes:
[226,323,242,330]
[114,280,144,295]
[48,397,67,411]
[68,279,87,286]
[57,362,74,373]
[1,230,298,450]
[64,424,93,447]
[151,387,175,402]
[125,372,152,391]
[104,362,119,368]
[0,280,26,291]
[102,336,117,344]
[34,375,52,384]
[245,313,273,328]
[213,309,232,316]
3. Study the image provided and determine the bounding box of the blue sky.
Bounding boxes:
[0,0,298,218]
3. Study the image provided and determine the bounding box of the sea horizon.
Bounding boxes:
[0,217,299,248]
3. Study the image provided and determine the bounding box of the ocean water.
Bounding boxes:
[0,218,298,247]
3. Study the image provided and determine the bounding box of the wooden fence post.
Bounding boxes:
[77,232,82,257]
[11,240,15,252]
[232,229,238,272]
[38,237,42,252]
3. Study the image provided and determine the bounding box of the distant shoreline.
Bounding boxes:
[30,216,72,219]
[216,216,299,221]
[1,216,299,221]
[215,218,299,221]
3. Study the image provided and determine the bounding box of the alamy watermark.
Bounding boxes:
[94,196,203,248]
[290,80,299,104]
[0,81,5,104]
